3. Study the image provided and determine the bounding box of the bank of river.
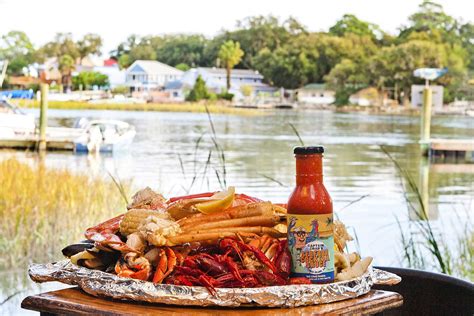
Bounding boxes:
[1,108,472,314]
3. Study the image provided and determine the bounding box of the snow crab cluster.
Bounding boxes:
[62,186,371,293]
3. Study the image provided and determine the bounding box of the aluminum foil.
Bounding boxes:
[29,260,401,307]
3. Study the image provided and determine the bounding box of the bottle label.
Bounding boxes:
[287,213,334,282]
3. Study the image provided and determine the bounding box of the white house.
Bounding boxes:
[298,84,335,105]
[174,67,277,100]
[125,60,183,92]
[93,65,126,89]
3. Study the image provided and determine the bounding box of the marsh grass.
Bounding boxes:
[381,145,473,280]
[13,100,262,116]
[0,158,127,269]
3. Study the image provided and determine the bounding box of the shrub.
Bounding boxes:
[217,91,234,101]
[186,75,210,101]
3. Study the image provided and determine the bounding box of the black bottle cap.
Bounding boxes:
[293,146,324,155]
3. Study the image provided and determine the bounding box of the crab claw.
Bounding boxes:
[114,258,150,281]
[152,247,177,284]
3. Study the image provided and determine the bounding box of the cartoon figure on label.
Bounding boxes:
[289,218,320,264]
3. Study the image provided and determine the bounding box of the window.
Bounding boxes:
[320,93,324,97]
[132,75,136,80]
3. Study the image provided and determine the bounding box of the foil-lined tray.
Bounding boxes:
[29,260,401,308]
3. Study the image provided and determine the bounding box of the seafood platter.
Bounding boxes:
[29,186,401,307]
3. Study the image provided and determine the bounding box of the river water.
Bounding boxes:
[1,109,473,314]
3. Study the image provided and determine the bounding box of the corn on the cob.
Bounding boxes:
[119,209,168,236]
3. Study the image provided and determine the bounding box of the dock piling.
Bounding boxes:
[38,84,48,151]
[420,85,432,155]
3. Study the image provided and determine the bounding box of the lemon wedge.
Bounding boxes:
[195,186,235,214]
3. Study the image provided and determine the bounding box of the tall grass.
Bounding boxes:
[13,100,262,116]
[381,145,473,280]
[0,158,128,269]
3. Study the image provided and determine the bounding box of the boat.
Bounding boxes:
[0,98,135,153]
[0,98,36,138]
[72,118,136,153]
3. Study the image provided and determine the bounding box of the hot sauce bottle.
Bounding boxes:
[287,146,334,283]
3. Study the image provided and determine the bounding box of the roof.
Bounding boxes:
[164,80,184,90]
[300,83,328,91]
[104,58,118,67]
[197,67,263,79]
[126,60,183,76]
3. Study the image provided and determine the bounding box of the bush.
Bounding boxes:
[111,85,129,95]
[175,63,190,71]
[217,91,234,101]
[186,75,210,101]
[72,71,109,90]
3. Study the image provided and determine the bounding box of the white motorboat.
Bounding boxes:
[73,118,136,153]
[0,98,135,153]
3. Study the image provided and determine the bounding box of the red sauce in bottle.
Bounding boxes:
[287,146,334,283]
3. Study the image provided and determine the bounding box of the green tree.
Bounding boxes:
[111,35,156,68]
[58,54,75,92]
[129,44,156,62]
[37,33,79,62]
[0,31,35,75]
[175,63,190,71]
[325,59,369,105]
[72,71,109,90]
[186,75,210,101]
[77,33,103,65]
[254,33,376,88]
[458,22,474,70]
[156,35,208,67]
[329,14,380,42]
[118,54,131,69]
[205,16,306,68]
[218,40,244,90]
[368,40,466,104]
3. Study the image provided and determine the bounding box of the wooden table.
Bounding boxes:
[22,287,402,315]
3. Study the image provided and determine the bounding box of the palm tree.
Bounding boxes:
[59,54,75,92]
[218,40,244,91]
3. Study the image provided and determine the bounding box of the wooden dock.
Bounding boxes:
[428,138,474,161]
[0,137,75,151]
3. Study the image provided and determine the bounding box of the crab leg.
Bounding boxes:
[178,202,274,228]
[181,215,281,232]
[166,227,284,246]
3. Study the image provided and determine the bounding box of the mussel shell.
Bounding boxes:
[62,242,95,257]
[87,248,120,266]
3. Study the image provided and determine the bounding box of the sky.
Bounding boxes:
[1,0,473,55]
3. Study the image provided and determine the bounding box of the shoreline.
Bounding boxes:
[11,100,264,116]
[11,100,470,118]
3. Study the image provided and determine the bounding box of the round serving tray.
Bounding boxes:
[29,260,400,308]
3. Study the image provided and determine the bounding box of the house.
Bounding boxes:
[93,65,126,89]
[297,84,335,105]
[164,80,185,101]
[349,87,381,106]
[125,60,183,92]
[175,67,277,100]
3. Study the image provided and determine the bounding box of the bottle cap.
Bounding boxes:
[293,146,324,155]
